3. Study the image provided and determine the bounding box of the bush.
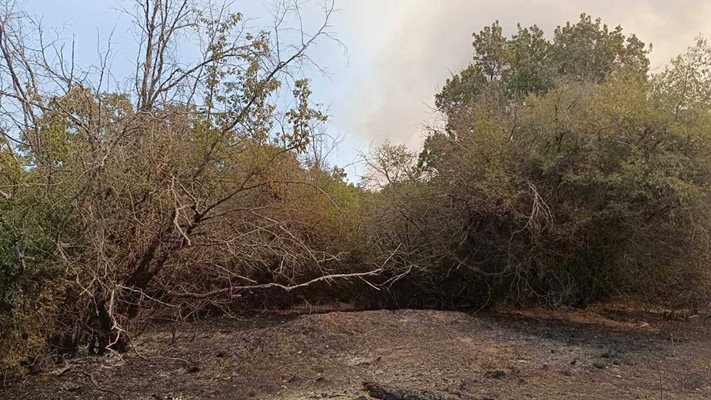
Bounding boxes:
[0,184,76,378]
[365,22,711,309]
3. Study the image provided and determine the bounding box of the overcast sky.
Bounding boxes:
[23,0,711,179]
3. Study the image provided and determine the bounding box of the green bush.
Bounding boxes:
[0,185,76,378]
[367,19,711,309]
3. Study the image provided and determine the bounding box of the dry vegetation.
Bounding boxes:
[0,0,710,396]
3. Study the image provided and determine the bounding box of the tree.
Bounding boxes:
[0,0,379,372]
[435,14,650,118]
[374,17,710,309]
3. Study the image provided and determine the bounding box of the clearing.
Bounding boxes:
[2,305,710,399]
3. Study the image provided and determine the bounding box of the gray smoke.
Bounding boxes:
[332,0,711,150]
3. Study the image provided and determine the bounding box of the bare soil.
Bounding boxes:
[2,305,710,399]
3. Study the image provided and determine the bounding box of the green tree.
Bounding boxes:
[376,18,710,309]
[435,14,650,118]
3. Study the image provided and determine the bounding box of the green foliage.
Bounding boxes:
[436,14,650,118]
[374,18,710,309]
[0,0,350,377]
[0,177,77,377]
[2,7,711,380]
[551,14,649,81]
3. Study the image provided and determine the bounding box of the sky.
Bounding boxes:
[21,0,711,180]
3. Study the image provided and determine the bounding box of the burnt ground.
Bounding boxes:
[2,305,710,399]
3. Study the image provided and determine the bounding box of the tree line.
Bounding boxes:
[1,1,710,378]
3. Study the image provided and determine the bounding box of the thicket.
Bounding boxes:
[367,17,711,309]
[0,1,709,380]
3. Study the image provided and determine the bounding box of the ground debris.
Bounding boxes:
[363,381,460,400]
[2,308,709,400]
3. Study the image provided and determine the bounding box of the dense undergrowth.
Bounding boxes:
[1,1,710,379]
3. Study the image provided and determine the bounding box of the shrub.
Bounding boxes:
[366,22,711,309]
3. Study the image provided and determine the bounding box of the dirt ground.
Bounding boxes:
[2,305,710,399]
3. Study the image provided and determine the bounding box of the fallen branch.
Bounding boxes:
[164,268,384,299]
